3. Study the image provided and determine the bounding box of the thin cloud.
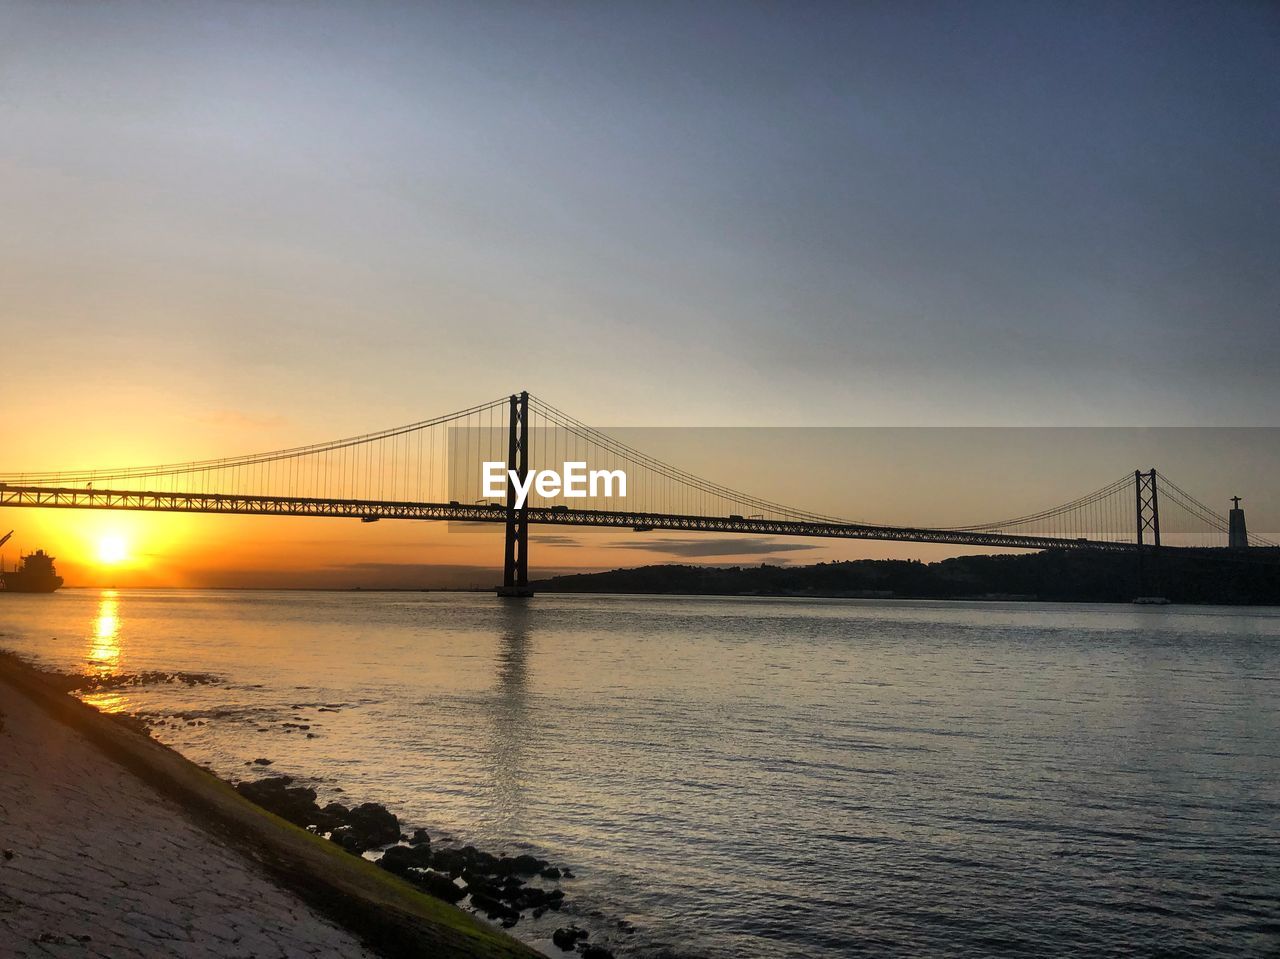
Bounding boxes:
[610,537,820,558]
[531,534,584,547]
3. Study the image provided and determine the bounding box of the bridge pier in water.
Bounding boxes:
[497,391,534,597]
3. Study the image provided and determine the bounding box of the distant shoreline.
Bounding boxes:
[532,551,1280,606]
[27,545,1279,606]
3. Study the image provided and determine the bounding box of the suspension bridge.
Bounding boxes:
[0,392,1271,594]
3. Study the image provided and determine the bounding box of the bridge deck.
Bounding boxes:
[0,484,1142,553]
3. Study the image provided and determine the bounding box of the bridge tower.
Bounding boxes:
[1135,469,1160,547]
[1134,469,1162,598]
[498,391,533,597]
[1228,496,1249,549]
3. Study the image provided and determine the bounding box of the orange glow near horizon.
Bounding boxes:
[4,504,986,591]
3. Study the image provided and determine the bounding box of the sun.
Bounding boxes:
[96,534,129,566]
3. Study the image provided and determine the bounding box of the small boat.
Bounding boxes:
[1,548,64,593]
[1132,596,1171,605]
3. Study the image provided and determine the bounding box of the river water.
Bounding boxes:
[1,589,1277,957]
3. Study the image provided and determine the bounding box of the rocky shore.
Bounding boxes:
[231,774,616,957]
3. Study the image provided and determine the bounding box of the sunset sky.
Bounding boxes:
[3,2,1277,587]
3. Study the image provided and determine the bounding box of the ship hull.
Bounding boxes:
[0,575,63,593]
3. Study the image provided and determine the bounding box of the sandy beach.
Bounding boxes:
[0,665,381,957]
[0,670,380,958]
[0,654,541,959]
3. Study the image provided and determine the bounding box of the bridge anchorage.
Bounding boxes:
[0,391,1272,595]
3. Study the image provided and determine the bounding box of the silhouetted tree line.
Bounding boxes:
[536,549,1280,605]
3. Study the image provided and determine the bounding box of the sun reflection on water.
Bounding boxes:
[82,590,131,713]
[88,590,122,672]
[81,690,130,713]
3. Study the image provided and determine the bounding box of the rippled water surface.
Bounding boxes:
[2,590,1279,957]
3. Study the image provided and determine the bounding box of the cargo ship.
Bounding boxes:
[0,532,64,593]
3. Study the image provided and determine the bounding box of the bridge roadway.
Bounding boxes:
[0,484,1142,553]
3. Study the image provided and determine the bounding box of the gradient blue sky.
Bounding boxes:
[4,0,1278,440]
[3,2,1279,584]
